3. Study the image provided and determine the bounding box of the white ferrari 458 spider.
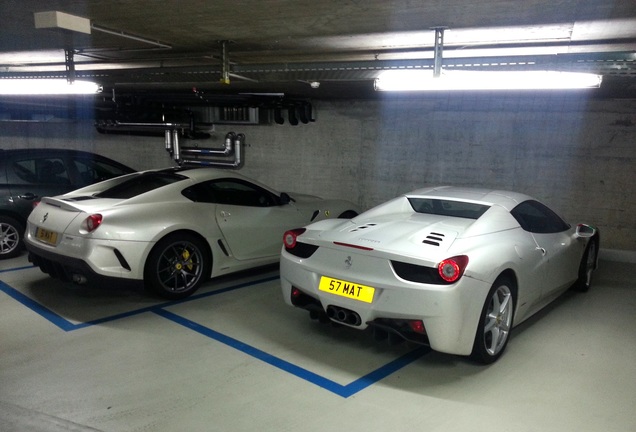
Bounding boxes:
[280,186,599,363]
[25,167,359,299]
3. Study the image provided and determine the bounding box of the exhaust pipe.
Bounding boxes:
[72,274,87,285]
[326,305,361,326]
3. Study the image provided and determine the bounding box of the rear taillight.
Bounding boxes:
[409,320,426,334]
[283,228,306,249]
[85,214,103,232]
[437,255,469,283]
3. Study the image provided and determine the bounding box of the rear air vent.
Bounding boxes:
[423,232,445,246]
[350,223,376,232]
[113,249,131,271]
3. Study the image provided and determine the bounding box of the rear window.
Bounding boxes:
[408,198,490,220]
[95,172,187,199]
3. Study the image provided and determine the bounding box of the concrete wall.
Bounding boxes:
[1,93,634,252]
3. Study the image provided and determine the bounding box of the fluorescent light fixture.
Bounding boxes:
[0,79,101,95]
[374,70,603,91]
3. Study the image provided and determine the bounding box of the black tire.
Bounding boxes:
[470,276,516,364]
[144,232,211,299]
[572,237,599,293]
[338,210,358,218]
[0,216,24,259]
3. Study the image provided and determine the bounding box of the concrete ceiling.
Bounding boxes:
[0,0,635,102]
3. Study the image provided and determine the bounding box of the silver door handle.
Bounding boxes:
[536,247,546,256]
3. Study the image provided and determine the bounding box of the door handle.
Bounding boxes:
[18,192,38,200]
[536,247,546,256]
[220,211,230,218]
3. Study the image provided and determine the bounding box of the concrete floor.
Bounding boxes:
[0,253,634,432]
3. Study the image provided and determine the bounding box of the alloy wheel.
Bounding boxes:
[482,284,513,357]
[156,241,205,293]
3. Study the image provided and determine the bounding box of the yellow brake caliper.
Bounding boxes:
[181,249,193,270]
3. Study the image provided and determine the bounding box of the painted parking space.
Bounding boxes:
[0,256,429,398]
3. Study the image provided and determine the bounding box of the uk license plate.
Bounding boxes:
[319,276,375,303]
[35,227,58,245]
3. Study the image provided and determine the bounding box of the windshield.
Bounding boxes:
[408,198,490,220]
[95,172,187,199]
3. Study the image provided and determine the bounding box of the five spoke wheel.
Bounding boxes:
[471,277,515,364]
[145,233,211,299]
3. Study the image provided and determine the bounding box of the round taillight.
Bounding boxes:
[283,228,305,249]
[86,214,103,232]
[438,255,469,283]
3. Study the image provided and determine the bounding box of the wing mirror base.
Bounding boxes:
[280,192,294,205]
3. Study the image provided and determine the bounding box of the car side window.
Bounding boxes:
[11,157,69,185]
[183,179,277,207]
[511,200,570,233]
[73,158,131,186]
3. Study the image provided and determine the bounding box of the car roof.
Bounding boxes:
[151,166,279,192]
[0,148,134,170]
[405,186,534,210]
[156,166,248,180]
[1,148,105,157]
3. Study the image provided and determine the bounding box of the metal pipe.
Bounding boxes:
[180,131,234,156]
[164,129,172,154]
[172,130,180,162]
[181,133,244,169]
[108,121,189,128]
[220,40,231,84]
[91,24,172,49]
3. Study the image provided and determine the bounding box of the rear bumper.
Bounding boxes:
[26,243,140,290]
[280,250,491,356]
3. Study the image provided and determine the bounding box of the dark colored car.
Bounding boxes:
[0,148,134,259]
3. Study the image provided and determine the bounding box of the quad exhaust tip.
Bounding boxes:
[326,305,362,326]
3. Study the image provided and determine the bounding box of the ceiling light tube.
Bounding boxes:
[0,79,102,95]
[374,70,603,91]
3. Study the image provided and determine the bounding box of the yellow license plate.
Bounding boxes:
[35,227,58,245]
[319,276,375,303]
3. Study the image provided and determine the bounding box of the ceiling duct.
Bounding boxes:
[166,131,245,169]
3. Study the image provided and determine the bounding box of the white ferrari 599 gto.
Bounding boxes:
[25,167,359,299]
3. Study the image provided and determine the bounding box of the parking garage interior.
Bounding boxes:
[1,1,635,431]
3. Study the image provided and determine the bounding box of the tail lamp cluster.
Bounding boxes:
[437,255,469,283]
[283,228,306,249]
[84,214,103,233]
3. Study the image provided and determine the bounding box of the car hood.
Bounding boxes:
[313,213,475,256]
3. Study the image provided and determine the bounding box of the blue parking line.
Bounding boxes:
[1,270,430,398]
[0,274,279,331]
[0,264,36,273]
[0,280,78,331]
[155,308,430,398]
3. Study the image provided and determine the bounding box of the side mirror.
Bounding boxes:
[280,192,293,205]
[575,223,596,238]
